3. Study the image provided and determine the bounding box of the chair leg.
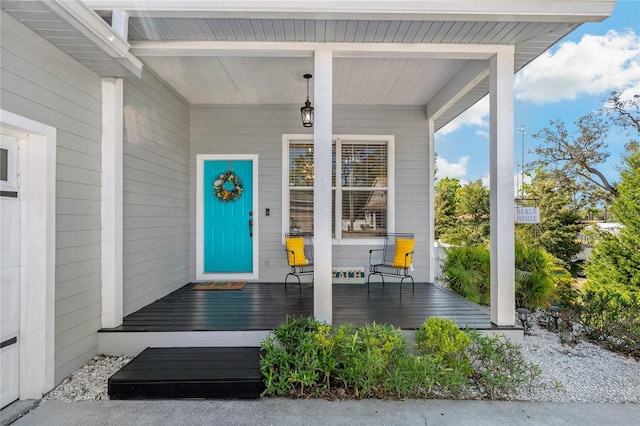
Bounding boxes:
[285,272,300,290]
[367,272,381,294]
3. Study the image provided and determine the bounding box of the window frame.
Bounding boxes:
[0,132,19,193]
[282,134,395,245]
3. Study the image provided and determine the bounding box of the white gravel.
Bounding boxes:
[516,318,640,403]
[44,356,131,403]
[44,321,639,403]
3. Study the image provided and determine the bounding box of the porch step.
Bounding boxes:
[108,347,265,400]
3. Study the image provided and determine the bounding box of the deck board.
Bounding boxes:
[108,347,265,399]
[102,282,491,332]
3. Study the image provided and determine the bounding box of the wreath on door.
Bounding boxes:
[214,170,243,202]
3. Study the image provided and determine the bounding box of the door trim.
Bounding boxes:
[196,154,259,281]
[1,110,56,400]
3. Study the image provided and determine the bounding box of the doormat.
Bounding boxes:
[192,282,247,291]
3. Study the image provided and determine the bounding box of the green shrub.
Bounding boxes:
[415,317,472,374]
[260,316,544,400]
[467,332,542,400]
[578,285,640,356]
[577,144,640,357]
[441,243,570,309]
[331,322,409,398]
[515,242,569,309]
[441,245,491,305]
[260,316,326,397]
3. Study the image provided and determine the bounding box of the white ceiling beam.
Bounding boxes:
[81,1,615,22]
[111,10,129,41]
[426,57,493,122]
[130,41,503,59]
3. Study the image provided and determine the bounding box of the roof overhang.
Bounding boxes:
[1,0,617,130]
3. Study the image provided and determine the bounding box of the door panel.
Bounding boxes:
[203,160,253,273]
[0,134,20,408]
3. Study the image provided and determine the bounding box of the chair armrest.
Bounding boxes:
[285,249,295,267]
[368,248,384,265]
[400,251,414,268]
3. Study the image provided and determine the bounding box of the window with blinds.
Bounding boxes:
[340,142,388,238]
[285,136,393,241]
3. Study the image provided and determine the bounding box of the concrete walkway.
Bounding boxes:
[6,399,639,426]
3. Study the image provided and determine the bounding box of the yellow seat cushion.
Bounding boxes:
[286,237,309,266]
[392,238,415,268]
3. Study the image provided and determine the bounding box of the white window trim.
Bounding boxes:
[0,133,18,192]
[282,134,395,245]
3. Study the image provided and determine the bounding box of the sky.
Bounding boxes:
[434,0,640,189]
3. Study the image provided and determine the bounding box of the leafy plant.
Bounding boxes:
[260,316,326,397]
[331,322,409,398]
[580,144,640,357]
[577,286,640,356]
[514,242,569,309]
[440,245,491,305]
[467,331,542,400]
[441,242,571,310]
[415,317,472,374]
[261,317,544,400]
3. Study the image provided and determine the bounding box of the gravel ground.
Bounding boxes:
[45,356,131,403]
[516,317,640,403]
[44,320,639,404]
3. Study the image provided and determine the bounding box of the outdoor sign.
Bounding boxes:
[516,207,540,224]
[332,267,365,284]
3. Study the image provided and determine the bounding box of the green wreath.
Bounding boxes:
[214,170,243,202]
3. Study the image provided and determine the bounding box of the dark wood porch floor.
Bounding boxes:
[103,282,491,332]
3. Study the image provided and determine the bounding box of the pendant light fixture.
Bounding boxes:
[300,73,314,127]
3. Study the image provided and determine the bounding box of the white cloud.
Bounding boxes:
[481,175,490,189]
[436,156,469,180]
[437,96,489,135]
[515,30,640,104]
[476,174,531,196]
[435,30,639,137]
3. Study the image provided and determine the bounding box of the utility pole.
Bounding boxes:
[517,124,526,199]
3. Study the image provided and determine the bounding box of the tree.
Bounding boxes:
[605,92,640,135]
[438,179,490,245]
[533,113,618,204]
[586,144,640,292]
[532,91,640,207]
[434,177,461,240]
[581,145,640,354]
[456,179,490,223]
[517,168,584,266]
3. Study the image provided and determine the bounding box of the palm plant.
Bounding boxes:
[441,245,490,305]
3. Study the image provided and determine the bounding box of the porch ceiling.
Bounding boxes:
[0,0,616,130]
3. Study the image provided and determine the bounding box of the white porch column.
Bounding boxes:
[427,119,436,283]
[313,50,333,323]
[489,48,516,326]
[101,78,124,328]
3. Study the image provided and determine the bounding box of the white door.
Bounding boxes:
[0,133,20,408]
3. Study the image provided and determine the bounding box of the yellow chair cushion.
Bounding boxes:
[286,237,309,266]
[392,238,415,268]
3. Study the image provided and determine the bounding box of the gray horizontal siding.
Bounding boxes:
[1,11,103,383]
[123,70,190,316]
[190,105,431,283]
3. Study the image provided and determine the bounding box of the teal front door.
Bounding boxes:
[203,160,253,273]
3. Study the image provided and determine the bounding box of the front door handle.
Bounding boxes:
[249,219,253,237]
